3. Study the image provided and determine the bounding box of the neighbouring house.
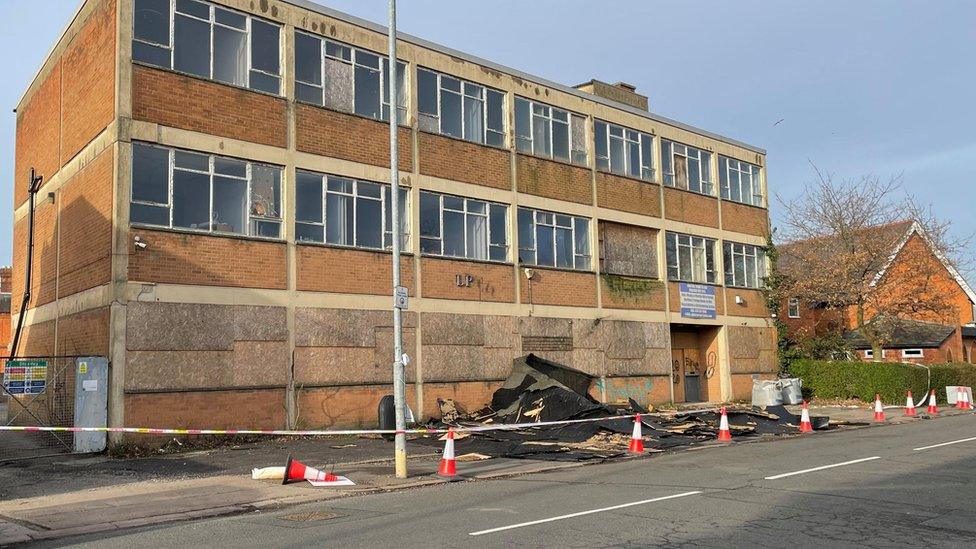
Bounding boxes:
[10,0,776,435]
[779,221,976,364]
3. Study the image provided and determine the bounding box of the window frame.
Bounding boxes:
[787,297,800,319]
[294,170,409,252]
[130,142,283,239]
[594,120,655,182]
[417,67,505,148]
[719,155,764,207]
[514,97,587,165]
[419,191,509,263]
[723,241,766,289]
[662,139,713,195]
[517,207,591,271]
[132,0,283,95]
[901,348,924,358]
[666,232,717,284]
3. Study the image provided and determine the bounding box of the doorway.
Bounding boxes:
[671,348,702,403]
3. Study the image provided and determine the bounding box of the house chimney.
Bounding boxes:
[574,79,648,111]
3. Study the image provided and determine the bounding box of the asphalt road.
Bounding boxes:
[40,414,976,548]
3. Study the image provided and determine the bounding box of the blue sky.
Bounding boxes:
[1,0,973,276]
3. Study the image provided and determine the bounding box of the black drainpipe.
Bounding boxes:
[8,168,44,359]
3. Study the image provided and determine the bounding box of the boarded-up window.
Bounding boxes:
[599,222,658,278]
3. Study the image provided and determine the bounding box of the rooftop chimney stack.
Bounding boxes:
[574,80,649,111]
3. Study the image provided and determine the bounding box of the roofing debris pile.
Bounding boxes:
[417,354,830,462]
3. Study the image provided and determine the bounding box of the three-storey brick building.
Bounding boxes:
[11,0,777,432]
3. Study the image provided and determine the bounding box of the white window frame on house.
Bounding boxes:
[788,297,800,319]
[514,97,587,165]
[662,139,713,195]
[294,30,407,123]
[719,156,763,207]
[723,242,766,289]
[417,67,505,147]
[419,191,508,262]
[294,170,408,251]
[666,232,716,284]
[130,142,283,238]
[517,208,591,271]
[901,348,925,358]
[132,0,282,95]
[864,349,885,359]
[594,120,654,181]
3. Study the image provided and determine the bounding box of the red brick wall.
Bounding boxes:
[296,104,412,171]
[515,154,591,205]
[725,288,770,318]
[596,172,661,217]
[297,245,415,295]
[721,200,769,237]
[125,389,286,430]
[129,228,287,289]
[14,307,109,357]
[420,257,515,302]
[15,61,61,208]
[132,65,286,148]
[519,268,597,308]
[57,148,114,299]
[418,132,510,190]
[664,187,719,228]
[600,276,666,311]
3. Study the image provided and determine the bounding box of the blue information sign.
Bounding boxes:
[679,283,717,319]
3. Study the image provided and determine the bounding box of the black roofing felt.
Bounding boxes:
[844,316,957,349]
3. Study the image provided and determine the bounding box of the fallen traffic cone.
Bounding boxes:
[926,389,938,415]
[438,428,458,478]
[282,455,338,485]
[717,407,732,442]
[904,391,917,416]
[873,394,885,422]
[629,414,645,453]
[799,401,814,433]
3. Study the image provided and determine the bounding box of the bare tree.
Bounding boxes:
[775,165,973,358]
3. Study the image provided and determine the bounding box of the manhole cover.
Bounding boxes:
[278,511,347,522]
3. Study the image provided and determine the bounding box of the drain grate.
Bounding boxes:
[277,511,347,523]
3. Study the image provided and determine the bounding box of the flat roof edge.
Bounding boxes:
[289,0,766,155]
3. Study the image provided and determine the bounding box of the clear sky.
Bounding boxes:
[1,0,973,280]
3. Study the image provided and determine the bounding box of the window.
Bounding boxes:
[666,232,716,284]
[517,208,590,270]
[294,31,407,123]
[419,192,507,262]
[723,242,766,289]
[594,120,654,181]
[719,156,763,207]
[864,349,882,359]
[514,98,586,165]
[417,68,505,147]
[788,298,800,319]
[295,171,408,251]
[902,349,924,358]
[662,139,712,195]
[130,142,282,237]
[133,0,282,94]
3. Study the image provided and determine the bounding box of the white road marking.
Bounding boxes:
[763,456,882,480]
[468,491,703,536]
[913,436,976,451]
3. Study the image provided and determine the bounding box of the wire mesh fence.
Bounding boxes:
[1,356,80,462]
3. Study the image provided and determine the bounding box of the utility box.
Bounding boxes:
[74,357,108,453]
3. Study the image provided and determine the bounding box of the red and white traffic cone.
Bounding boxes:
[963,388,973,411]
[282,455,338,485]
[799,401,814,433]
[955,387,965,409]
[873,394,885,422]
[629,414,645,453]
[717,407,732,442]
[904,391,917,416]
[926,389,938,415]
[438,428,457,478]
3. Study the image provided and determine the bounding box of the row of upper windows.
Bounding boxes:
[130,142,767,288]
[132,0,765,208]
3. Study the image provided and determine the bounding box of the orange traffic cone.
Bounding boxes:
[926,389,938,414]
[282,455,338,485]
[962,388,973,411]
[629,414,645,453]
[438,428,457,478]
[873,394,885,422]
[799,401,814,433]
[717,407,732,442]
[904,391,917,416]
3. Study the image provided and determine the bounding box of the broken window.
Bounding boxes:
[417,67,505,147]
[419,191,508,262]
[514,97,587,165]
[594,120,653,181]
[294,31,407,123]
[133,0,281,94]
[294,170,408,251]
[517,208,590,270]
[130,142,282,238]
[662,139,712,195]
[719,156,763,207]
[666,232,716,284]
[723,241,765,289]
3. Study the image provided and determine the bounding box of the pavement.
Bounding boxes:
[0,403,970,546]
